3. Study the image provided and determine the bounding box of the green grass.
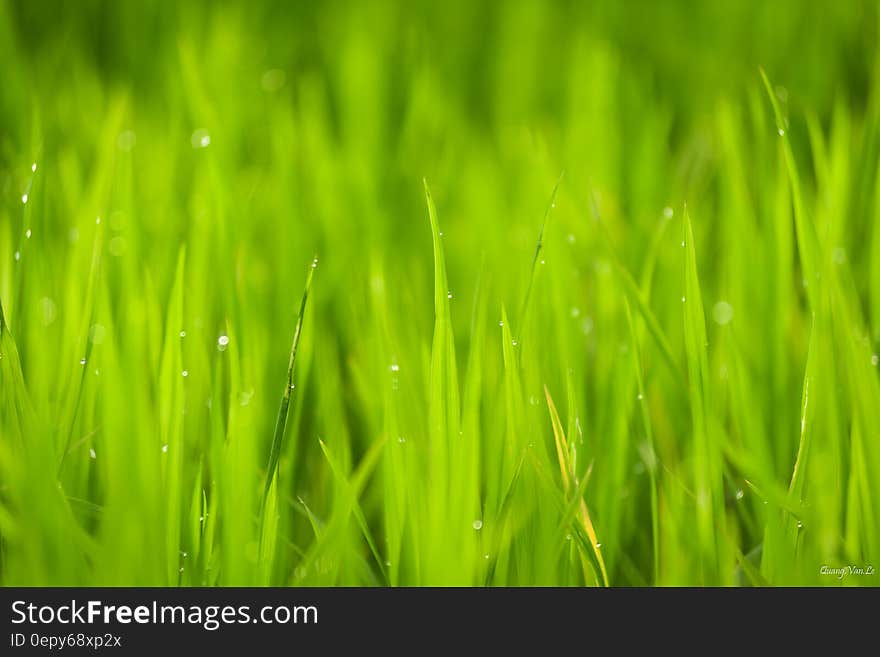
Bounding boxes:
[1,0,880,586]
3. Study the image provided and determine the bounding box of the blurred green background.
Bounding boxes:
[1,0,879,586]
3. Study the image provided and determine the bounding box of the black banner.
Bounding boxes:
[1,587,875,652]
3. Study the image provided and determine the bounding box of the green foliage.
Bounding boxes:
[1,0,879,586]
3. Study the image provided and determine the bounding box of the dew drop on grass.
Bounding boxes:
[447,292,452,299]
[511,339,518,346]
[540,259,546,265]
[565,533,572,541]
[96,216,101,225]
[179,330,186,338]
[40,297,57,326]
[89,448,96,459]
[712,300,734,325]
[181,370,188,377]
[595,543,602,549]
[663,207,674,219]
[797,521,803,529]
[498,320,504,327]
[89,324,106,344]
[79,358,86,365]
[217,334,229,351]
[390,363,399,372]
[735,489,745,501]
[191,128,211,149]
[778,128,785,136]
[162,444,168,453]
[14,251,20,262]
[398,436,406,444]
[117,130,137,151]
[31,163,37,172]
[25,229,31,239]
[484,554,490,560]
[681,296,686,303]
[472,519,483,530]
[871,354,878,366]
[637,393,643,400]
[21,194,28,204]
[311,257,319,269]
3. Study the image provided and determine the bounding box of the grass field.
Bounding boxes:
[2,0,879,586]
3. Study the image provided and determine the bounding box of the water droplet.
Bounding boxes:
[511,339,518,346]
[439,231,443,237]
[529,395,538,406]
[447,292,453,299]
[472,519,483,530]
[540,259,546,265]
[94,369,100,376]
[13,251,20,262]
[498,320,504,327]
[712,300,734,325]
[199,516,205,523]
[261,68,286,92]
[398,436,406,444]
[384,560,391,567]
[217,334,230,351]
[179,567,184,573]
[89,323,106,345]
[31,163,37,172]
[637,393,643,400]
[25,229,31,239]
[796,520,803,529]
[681,296,686,303]
[191,128,211,149]
[79,358,87,366]
[777,128,785,136]
[565,533,572,541]
[108,236,126,257]
[663,207,674,219]
[21,194,28,204]
[95,217,101,225]
[289,383,296,391]
[311,257,319,269]
[681,240,686,247]
[89,448,97,459]
[735,489,744,500]
[162,444,168,453]
[181,370,189,377]
[483,553,490,560]
[40,297,57,326]
[872,354,878,366]
[594,543,602,549]
[390,363,399,372]
[181,551,188,558]
[117,130,137,151]
[179,330,186,338]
